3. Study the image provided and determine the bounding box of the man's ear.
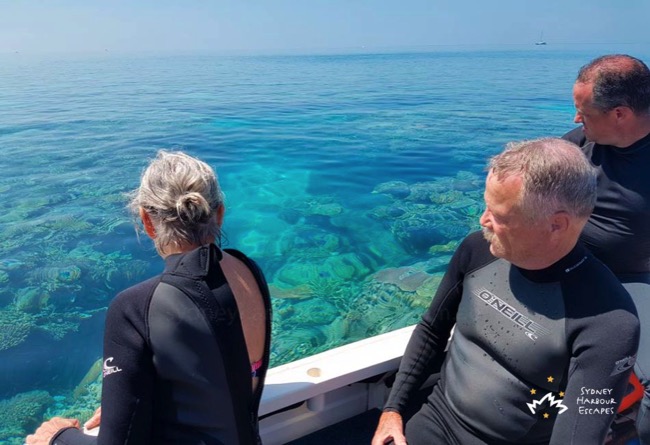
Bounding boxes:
[216,204,225,228]
[550,211,570,233]
[139,208,156,239]
[614,106,633,123]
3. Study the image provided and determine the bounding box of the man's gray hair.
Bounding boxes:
[488,138,597,221]
[129,150,224,255]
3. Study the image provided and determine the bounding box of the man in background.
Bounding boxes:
[564,53,650,444]
[372,138,639,445]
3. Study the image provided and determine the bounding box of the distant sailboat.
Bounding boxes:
[535,31,547,46]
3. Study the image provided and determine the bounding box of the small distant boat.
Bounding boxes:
[535,31,547,46]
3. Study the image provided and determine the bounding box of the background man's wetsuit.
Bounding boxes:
[51,244,272,445]
[385,231,639,445]
[564,127,650,441]
[563,128,650,275]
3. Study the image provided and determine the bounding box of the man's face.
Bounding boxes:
[573,81,619,145]
[480,171,548,267]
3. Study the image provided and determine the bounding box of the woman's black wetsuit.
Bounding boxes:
[51,244,272,445]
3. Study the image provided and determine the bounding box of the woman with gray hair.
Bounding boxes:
[27,150,272,445]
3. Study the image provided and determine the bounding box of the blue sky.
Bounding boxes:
[2,0,649,54]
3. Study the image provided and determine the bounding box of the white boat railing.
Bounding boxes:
[259,325,415,445]
[50,326,416,445]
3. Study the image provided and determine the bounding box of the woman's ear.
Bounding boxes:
[216,205,225,228]
[139,208,157,239]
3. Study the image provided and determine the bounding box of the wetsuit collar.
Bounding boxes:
[516,242,590,283]
[163,244,223,278]
[608,131,650,155]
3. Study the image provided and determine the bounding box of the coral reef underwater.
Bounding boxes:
[0,162,484,441]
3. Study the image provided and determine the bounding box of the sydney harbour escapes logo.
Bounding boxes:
[525,380,618,418]
[527,392,568,415]
[472,288,551,341]
[526,376,567,420]
[576,387,617,415]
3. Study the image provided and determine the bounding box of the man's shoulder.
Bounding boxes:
[457,230,490,252]
[453,231,498,270]
[567,254,638,316]
[565,256,640,349]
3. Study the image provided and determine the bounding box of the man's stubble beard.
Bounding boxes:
[482,227,494,243]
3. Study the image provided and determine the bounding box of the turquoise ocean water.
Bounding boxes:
[0,44,648,442]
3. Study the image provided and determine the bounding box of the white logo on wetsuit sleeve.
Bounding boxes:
[103,357,123,377]
[610,355,636,376]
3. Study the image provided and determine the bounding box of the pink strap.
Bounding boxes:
[251,359,263,377]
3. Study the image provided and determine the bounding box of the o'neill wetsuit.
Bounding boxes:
[51,244,272,445]
[385,231,639,445]
[564,127,650,442]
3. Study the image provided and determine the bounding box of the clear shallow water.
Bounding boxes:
[0,45,648,442]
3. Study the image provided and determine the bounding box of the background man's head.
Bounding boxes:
[573,54,650,146]
[480,138,596,269]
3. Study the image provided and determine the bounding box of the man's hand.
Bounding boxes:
[371,411,407,445]
[84,407,101,431]
[26,417,80,445]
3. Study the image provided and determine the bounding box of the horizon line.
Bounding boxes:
[2,41,648,58]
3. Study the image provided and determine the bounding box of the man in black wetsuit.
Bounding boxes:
[372,138,640,445]
[563,54,650,444]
